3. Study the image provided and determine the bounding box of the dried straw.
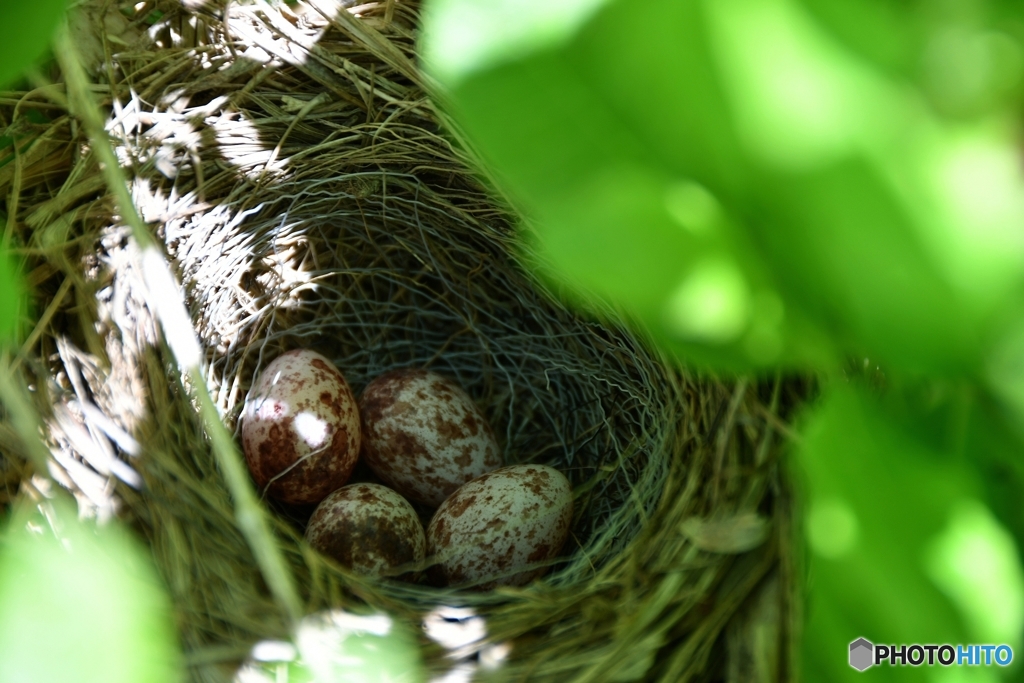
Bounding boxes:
[0,1,802,681]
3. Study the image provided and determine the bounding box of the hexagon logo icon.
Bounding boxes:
[850,638,874,671]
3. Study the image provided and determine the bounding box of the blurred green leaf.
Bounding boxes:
[237,610,425,683]
[694,0,1024,373]
[423,0,1024,375]
[799,0,1024,118]
[0,249,26,345]
[796,0,921,77]
[236,651,315,683]
[924,500,1024,646]
[296,610,424,683]
[0,498,181,683]
[797,383,1024,680]
[425,0,833,371]
[723,3,1024,371]
[421,0,611,87]
[0,0,68,88]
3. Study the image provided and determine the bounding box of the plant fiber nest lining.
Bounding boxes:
[0,1,798,681]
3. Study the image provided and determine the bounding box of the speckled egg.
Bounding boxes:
[427,464,573,589]
[359,369,502,507]
[305,483,426,576]
[241,349,360,504]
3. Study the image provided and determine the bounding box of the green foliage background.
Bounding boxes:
[0,498,180,683]
[0,0,67,87]
[421,0,1024,679]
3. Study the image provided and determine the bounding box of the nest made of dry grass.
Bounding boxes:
[0,1,803,681]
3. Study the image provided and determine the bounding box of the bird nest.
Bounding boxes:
[0,1,802,681]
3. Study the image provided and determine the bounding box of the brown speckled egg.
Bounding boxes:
[241,349,360,504]
[427,464,573,589]
[359,369,502,507]
[305,483,426,576]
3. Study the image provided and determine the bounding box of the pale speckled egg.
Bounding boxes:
[426,464,573,589]
[305,483,426,576]
[241,349,360,504]
[359,369,502,507]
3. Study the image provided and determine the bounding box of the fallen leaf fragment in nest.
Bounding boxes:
[681,513,769,554]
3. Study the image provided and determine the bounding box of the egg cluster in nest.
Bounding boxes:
[0,0,803,681]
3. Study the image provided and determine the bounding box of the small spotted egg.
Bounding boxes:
[305,483,426,576]
[359,369,502,507]
[427,464,573,589]
[241,349,360,504]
